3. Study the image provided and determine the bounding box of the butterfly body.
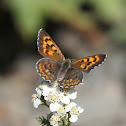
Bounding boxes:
[36,28,107,88]
[56,59,71,82]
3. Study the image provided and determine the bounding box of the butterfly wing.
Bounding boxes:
[37,28,65,62]
[58,68,84,88]
[72,54,106,73]
[36,58,61,83]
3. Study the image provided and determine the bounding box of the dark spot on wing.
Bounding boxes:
[44,64,48,69]
[45,50,49,54]
[45,38,49,42]
[93,58,97,62]
[83,65,87,69]
[51,44,54,47]
[87,62,91,65]
[47,44,50,47]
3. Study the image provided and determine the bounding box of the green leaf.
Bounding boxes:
[36,116,51,126]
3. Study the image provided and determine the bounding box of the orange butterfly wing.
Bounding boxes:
[72,54,106,73]
[58,68,83,88]
[37,28,65,62]
[36,58,61,82]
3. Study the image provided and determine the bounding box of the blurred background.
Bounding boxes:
[0,0,126,126]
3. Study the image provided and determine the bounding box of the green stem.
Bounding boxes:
[63,116,71,126]
[44,101,49,107]
[40,96,49,107]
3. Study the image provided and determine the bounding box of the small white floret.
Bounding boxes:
[50,103,61,112]
[50,113,60,126]
[69,115,78,122]
[61,96,70,104]
[32,94,42,108]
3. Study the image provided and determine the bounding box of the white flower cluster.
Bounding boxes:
[32,82,84,125]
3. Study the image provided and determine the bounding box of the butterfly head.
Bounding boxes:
[61,59,71,70]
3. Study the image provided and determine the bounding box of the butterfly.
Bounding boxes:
[36,28,107,88]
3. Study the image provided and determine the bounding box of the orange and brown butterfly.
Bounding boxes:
[36,28,107,88]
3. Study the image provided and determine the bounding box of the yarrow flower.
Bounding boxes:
[32,80,84,125]
[65,102,84,122]
[57,106,67,118]
[32,94,42,108]
[50,113,61,126]
[60,88,77,104]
